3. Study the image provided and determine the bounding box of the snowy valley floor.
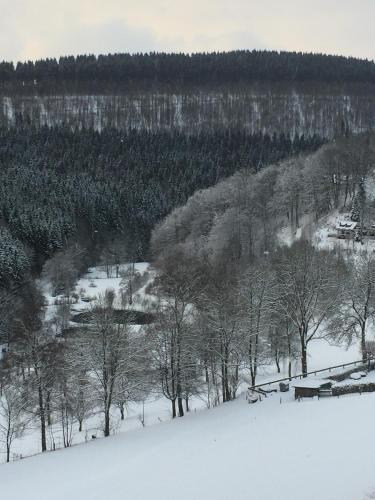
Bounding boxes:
[1,388,375,500]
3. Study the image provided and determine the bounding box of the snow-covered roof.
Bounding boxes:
[292,378,332,389]
[335,221,357,231]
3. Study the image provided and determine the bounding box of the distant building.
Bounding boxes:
[364,225,375,238]
[0,343,9,361]
[335,221,357,239]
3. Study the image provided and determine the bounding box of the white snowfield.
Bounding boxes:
[44,262,152,311]
[1,390,375,500]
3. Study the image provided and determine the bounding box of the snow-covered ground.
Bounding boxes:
[334,369,375,387]
[277,213,312,247]
[312,210,375,255]
[73,263,150,305]
[1,387,375,500]
[278,207,375,257]
[42,262,154,323]
[1,335,363,463]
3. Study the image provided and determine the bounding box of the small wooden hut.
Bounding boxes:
[292,379,332,399]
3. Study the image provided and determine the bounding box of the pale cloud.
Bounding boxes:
[0,0,374,62]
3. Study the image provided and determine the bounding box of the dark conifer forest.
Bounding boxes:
[0,125,322,276]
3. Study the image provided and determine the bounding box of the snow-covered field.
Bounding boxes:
[2,333,363,463]
[43,262,153,317]
[1,387,375,500]
[1,333,368,485]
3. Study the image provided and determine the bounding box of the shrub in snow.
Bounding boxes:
[332,383,375,396]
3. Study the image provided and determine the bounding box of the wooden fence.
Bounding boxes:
[250,357,374,390]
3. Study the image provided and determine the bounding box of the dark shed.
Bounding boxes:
[292,379,332,399]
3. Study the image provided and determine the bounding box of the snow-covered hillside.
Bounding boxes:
[1,388,375,500]
[1,334,360,462]
[279,209,375,257]
[2,89,375,137]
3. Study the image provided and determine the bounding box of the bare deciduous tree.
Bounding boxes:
[274,241,343,376]
[73,290,143,436]
[148,251,203,417]
[328,253,375,361]
[0,380,28,462]
[239,262,279,385]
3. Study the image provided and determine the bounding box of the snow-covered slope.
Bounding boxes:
[1,390,375,500]
[2,89,375,137]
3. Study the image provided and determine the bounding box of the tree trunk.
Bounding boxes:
[204,363,209,384]
[361,322,367,362]
[104,408,110,437]
[221,360,226,402]
[275,354,281,373]
[344,176,349,207]
[223,358,231,402]
[301,342,308,377]
[46,391,51,426]
[249,333,259,387]
[210,359,220,406]
[287,330,292,380]
[251,371,256,387]
[120,404,125,420]
[177,396,184,417]
[171,399,176,418]
[38,386,47,452]
[185,396,189,412]
[128,275,133,305]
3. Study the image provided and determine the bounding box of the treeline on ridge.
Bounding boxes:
[2,50,375,92]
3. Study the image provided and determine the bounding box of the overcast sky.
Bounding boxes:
[1,0,374,62]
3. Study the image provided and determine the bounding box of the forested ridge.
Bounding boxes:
[2,50,375,91]
[2,50,375,137]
